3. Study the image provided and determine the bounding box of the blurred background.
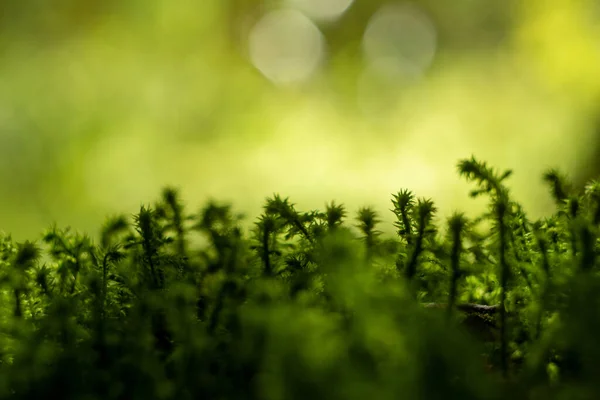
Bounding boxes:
[1,0,600,240]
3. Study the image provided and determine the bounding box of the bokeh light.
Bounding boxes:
[248,9,326,85]
[362,3,437,80]
[285,0,355,22]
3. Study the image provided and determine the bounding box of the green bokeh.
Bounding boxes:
[1,0,599,240]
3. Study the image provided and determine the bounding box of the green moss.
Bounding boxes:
[0,156,599,399]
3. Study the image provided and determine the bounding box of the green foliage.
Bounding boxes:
[1,156,600,399]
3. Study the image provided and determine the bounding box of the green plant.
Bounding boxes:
[0,156,600,399]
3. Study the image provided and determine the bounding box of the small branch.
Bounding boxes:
[423,302,499,314]
[424,302,501,344]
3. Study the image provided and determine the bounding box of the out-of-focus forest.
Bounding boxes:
[1,0,600,240]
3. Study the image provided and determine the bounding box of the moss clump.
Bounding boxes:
[0,156,599,399]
